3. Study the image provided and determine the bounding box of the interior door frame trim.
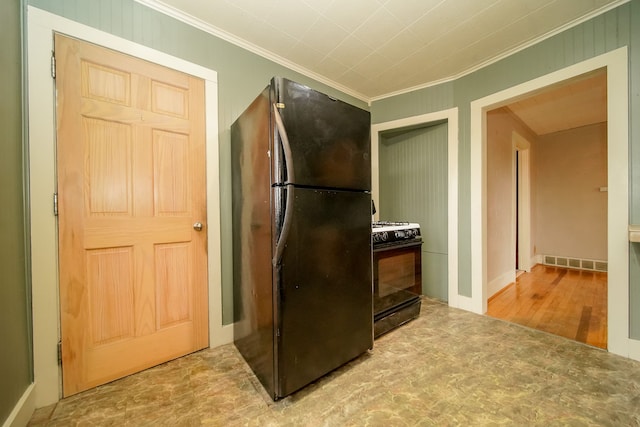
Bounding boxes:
[470,47,633,359]
[513,131,532,274]
[27,6,230,407]
[371,108,460,309]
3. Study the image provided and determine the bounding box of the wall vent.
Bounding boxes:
[542,255,607,272]
[581,260,595,270]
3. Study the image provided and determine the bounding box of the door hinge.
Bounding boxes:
[51,53,56,79]
[53,193,58,216]
[57,341,62,365]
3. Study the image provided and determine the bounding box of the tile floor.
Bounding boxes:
[29,298,640,426]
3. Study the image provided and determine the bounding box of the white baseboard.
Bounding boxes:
[628,338,640,362]
[210,323,233,348]
[455,294,481,314]
[2,383,35,427]
[526,255,542,271]
[488,270,516,299]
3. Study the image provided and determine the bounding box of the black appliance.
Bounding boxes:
[231,77,373,400]
[372,221,422,338]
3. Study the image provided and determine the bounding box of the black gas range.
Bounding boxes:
[372,221,422,247]
[372,221,423,338]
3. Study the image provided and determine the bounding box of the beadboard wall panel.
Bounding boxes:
[26,0,640,340]
[372,1,639,339]
[28,0,368,327]
[630,0,640,344]
[379,123,448,300]
[0,0,32,424]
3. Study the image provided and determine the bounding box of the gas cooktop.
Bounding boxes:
[372,221,419,229]
[372,221,421,245]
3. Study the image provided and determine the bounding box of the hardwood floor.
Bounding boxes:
[487,264,607,349]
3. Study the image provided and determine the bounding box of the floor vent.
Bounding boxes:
[542,255,607,272]
[581,260,594,270]
[595,261,608,272]
[568,258,581,269]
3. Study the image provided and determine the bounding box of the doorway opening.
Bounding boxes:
[471,47,629,358]
[516,150,519,271]
[484,70,608,349]
[371,108,461,308]
[514,132,531,275]
[379,121,448,301]
[27,7,227,405]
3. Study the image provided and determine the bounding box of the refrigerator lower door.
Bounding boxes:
[274,186,373,398]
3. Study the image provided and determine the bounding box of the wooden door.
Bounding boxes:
[55,34,208,396]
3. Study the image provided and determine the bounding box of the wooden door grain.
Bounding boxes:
[55,34,208,396]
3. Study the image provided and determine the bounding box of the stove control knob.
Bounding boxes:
[381,231,388,241]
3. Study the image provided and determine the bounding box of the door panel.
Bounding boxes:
[275,78,371,191]
[276,187,372,397]
[56,34,208,396]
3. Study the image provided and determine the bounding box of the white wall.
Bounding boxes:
[487,111,607,296]
[486,107,538,297]
[535,122,608,260]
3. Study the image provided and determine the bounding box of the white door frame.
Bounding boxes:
[27,6,231,407]
[371,108,463,309]
[470,47,633,359]
[513,132,532,273]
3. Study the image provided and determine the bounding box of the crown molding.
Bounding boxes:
[369,0,630,102]
[134,0,369,103]
[136,0,629,104]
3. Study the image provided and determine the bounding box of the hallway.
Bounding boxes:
[487,264,607,349]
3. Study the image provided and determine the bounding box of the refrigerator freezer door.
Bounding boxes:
[273,78,371,191]
[274,187,373,398]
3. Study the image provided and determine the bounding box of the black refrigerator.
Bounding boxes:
[231,77,373,400]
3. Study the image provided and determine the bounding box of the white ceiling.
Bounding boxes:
[137,0,624,102]
[506,69,607,135]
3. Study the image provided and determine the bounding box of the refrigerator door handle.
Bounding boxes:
[272,104,295,184]
[273,184,294,267]
[273,104,295,266]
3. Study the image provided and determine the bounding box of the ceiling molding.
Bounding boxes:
[134,0,369,103]
[135,0,629,105]
[369,0,630,102]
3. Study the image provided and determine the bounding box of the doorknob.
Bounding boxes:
[193,222,203,231]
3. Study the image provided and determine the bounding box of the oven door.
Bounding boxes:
[373,240,422,319]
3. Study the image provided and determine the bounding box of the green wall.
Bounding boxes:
[372,0,640,337]
[0,0,32,423]
[379,123,448,300]
[25,0,640,336]
[629,0,640,343]
[28,0,368,326]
